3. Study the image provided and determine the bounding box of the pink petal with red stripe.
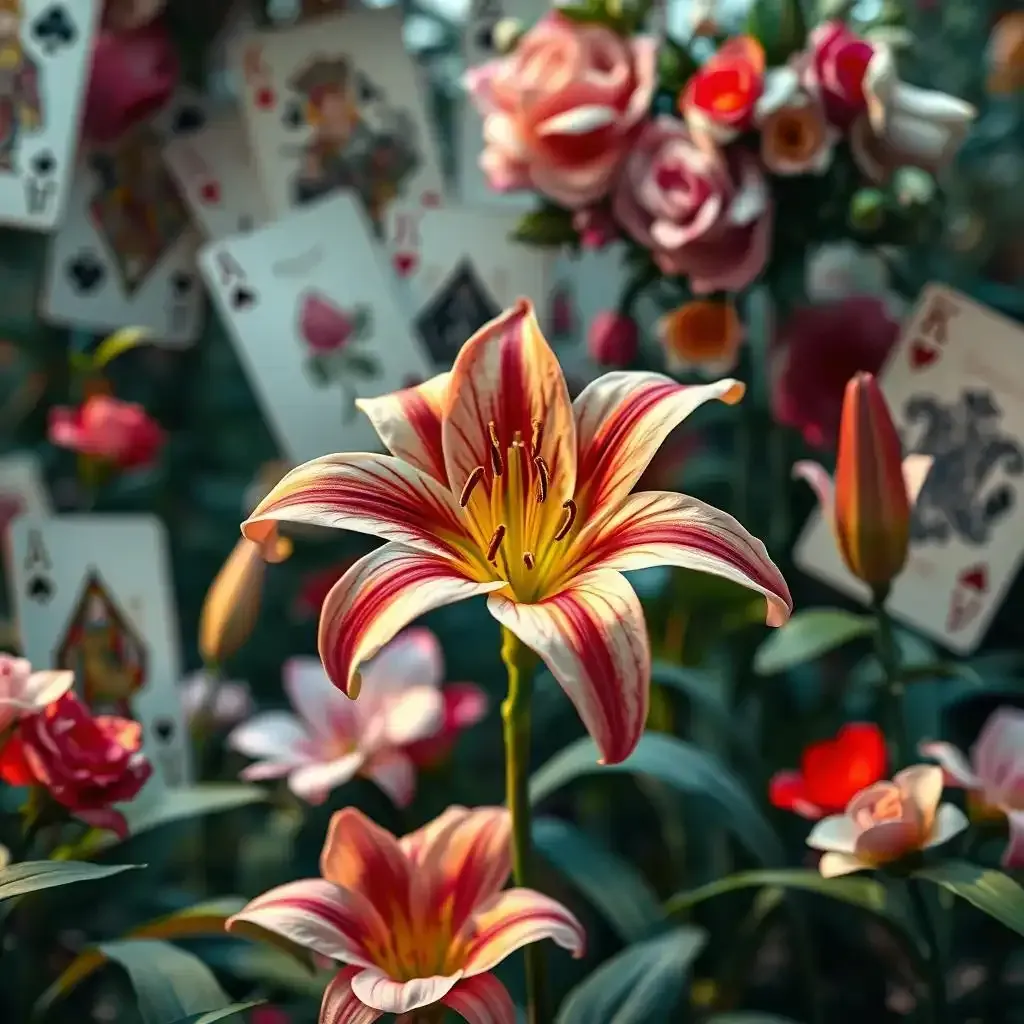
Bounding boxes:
[488,569,650,765]
[350,968,463,1014]
[441,974,517,1024]
[574,490,793,627]
[320,967,382,1024]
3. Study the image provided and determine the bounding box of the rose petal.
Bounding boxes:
[924,803,968,849]
[321,967,383,1024]
[806,813,860,853]
[818,851,866,878]
[854,820,921,862]
[441,974,517,1024]
[894,764,943,824]
[350,967,462,1014]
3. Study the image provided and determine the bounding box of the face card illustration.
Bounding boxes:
[199,193,434,465]
[794,285,1024,654]
[39,92,208,345]
[8,515,191,796]
[0,0,99,231]
[234,9,445,230]
[164,113,268,241]
[0,452,49,573]
[384,206,552,368]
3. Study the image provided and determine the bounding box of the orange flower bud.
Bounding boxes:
[833,372,911,588]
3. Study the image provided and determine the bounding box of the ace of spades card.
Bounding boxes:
[199,193,434,466]
[39,91,209,345]
[0,0,100,231]
[164,113,268,241]
[384,206,552,369]
[795,285,1024,654]
[234,8,445,230]
[7,515,191,796]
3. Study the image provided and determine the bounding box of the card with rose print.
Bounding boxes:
[382,205,552,371]
[39,90,210,345]
[234,8,445,230]
[199,193,434,466]
[794,285,1024,655]
[164,112,268,241]
[8,514,191,799]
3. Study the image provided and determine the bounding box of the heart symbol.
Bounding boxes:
[200,181,220,205]
[910,340,939,370]
[421,190,441,208]
[256,87,276,110]
[393,252,418,277]
[958,564,988,592]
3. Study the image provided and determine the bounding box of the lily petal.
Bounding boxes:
[364,750,417,807]
[793,460,834,519]
[289,753,365,805]
[1002,811,1024,869]
[318,545,506,699]
[226,878,386,968]
[377,686,445,746]
[488,569,650,765]
[806,814,859,853]
[227,711,312,763]
[975,708,1024,787]
[571,491,792,627]
[918,740,979,789]
[284,657,356,744]
[818,851,866,878]
[573,373,744,517]
[361,627,445,695]
[400,805,472,864]
[442,299,577,508]
[442,974,517,1024]
[242,453,471,561]
[461,888,586,976]
[350,968,462,1014]
[924,803,969,849]
[321,967,383,1024]
[355,374,450,485]
[894,764,944,823]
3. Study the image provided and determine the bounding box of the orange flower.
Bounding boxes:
[681,36,766,142]
[658,299,743,375]
[756,70,836,176]
[987,12,1024,95]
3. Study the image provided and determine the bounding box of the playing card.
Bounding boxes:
[0,0,100,231]
[198,193,435,466]
[164,113,268,241]
[38,92,209,345]
[234,8,445,229]
[261,0,347,28]
[383,205,552,368]
[794,284,1024,654]
[0,452,50,560]
[7,514,191,795]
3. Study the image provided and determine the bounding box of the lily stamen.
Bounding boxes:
[530,418,544,457]
[554,499,577,541]
[523,552,535,570]
[488,421,503,476]
[534,456,549,503]
[486,524,506,563]
[460,466,484,507]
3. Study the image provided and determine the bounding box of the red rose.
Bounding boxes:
[804,21,875,128]
[770,723,887,819]
[681,36,766,141]
[1,693,152,837]
[48,395,165,469]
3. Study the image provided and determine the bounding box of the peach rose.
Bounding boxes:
[465,14,657,209]
[756,69,836,176]
[612,116,772,293]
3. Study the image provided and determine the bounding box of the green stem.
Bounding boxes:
[500,627,547,1024]
[872,596,907,769]
[905,878,946,1024]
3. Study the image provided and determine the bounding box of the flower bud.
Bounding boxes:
[588,310,639,367]
[834,372,911,589]
[849,188,885,232]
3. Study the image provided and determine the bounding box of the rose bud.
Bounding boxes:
[588,310,639,367]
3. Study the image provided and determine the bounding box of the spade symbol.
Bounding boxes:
[31,150,56,177]
[231,285,256,311]
[153,717,176,743]
[282,101,305,129]
[31,4,76,55]
[66,251,105,294]
[356,73,381,104]
[171,271,194,297]
[27,575,54,604]
[172,104,206,136]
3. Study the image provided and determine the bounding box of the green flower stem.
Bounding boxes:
[906,877,947,1024]
[871,594,907,769]
[500,627,547,1024]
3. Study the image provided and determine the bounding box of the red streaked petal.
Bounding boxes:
[321,967,383,1024]
[443,299,576,506]
[571,490,792,627]
[242,453,470,560]
[460,888,586,977]
[488,570,650,765]
[356,374,450,485]
[226,878,387,969]
[441,974,516,1024]
[318,545,506,698]
[573,373,744,517]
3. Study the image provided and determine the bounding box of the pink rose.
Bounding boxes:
[299,292,355,354]
[466,14,657,209]
[803,21,875,128]
[572,207,618,249]
[48,395,165,469]
[612,117,772,294]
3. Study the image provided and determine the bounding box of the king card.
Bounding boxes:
[234,8,445,230]
[794,284,1024,654]
[8,514,191,795]
[0,0,100,231]
[38,92,209,345]
[198,193,434,466]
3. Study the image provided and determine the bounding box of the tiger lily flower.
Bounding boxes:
[227,805,585,1024]
[242,299,792,765]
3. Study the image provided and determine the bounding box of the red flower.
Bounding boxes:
[770,722,887,819]
[803,21,875,128]
[290,559,359,621]
[0,693,152,837]
[681,36,766,141]
[771,296,898,449]
[48,395,164,469]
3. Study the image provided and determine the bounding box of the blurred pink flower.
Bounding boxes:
[0,654,72,734]
[48,395,164,469]
[573,207,618,250]
[249,1007,291,1024]
[588,310,639,367]
[179,671,252,730]
[920,707,1024,868]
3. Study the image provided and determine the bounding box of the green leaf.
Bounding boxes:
[658,38,699,95]
[123,784,267,837]
[555,927,706,1024]
[746,0,807,65]
[754,609,877,675]
[649,662,748,751]
[511,206,578,248]
[0,860,142,902]
[534,817,664,943]
[344,353,380,377]
[666,868,888,917]
[707,1016,803,1023]
[173,1003,266,1024]
[916,861,1024,937]
[530,734,783,865]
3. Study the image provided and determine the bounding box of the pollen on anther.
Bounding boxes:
[530,418,544,456]
[487,421,503,476]
[554,499,577,541]
[523,552,535,570]
[486,524,506,563]
[460,466,484,507]
[534,456,549,503]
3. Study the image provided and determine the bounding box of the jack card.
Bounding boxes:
[795,284,1024,654]
[383,205,552,368]
[7,514,191,797]
[199,193,434,466]
[0,0,100,231]
[234,8,445,229]
[39,91,209,345]
[164,113,268,241]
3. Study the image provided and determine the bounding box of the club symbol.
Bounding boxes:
[356,73,382,104]
[31,150,55,177]
[171,271,194,297]
[31,4,76,56]
[230,284,256,311]
[27,574,54,604]
[282,101,304,129]
[66,250,105,294]
[171,104,206,136]
[153,717,176,743]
